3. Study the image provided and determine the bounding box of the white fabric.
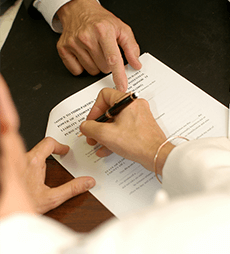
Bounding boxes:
[0,214,78,254]
[1,137,230,253]
[33,0,71,32]
[33,0,100,33]
[162,137,230,198]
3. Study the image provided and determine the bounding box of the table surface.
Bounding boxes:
[44,159,114,232]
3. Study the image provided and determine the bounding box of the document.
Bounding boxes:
[45,53,228,218]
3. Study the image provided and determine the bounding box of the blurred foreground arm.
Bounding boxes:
[0,75,95,217]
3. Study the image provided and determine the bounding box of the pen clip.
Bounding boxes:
[114,92,132,105]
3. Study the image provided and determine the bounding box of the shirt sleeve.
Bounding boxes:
[33,0,71,33]
[0,214,79,254]
[162,137,230,198]
[33,0,100,33]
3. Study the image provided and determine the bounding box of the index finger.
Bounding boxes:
[99,30,128,92]
[86,88,127,121]
[28,137,70,159]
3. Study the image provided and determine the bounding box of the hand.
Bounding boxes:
[57,0,142,92]
[0,75,35,217]
[24,137,96,214]
[80,88,175,175]
[0,75,96,217]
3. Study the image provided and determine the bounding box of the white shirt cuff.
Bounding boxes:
[33,0,71,33]
[33,0,100,33]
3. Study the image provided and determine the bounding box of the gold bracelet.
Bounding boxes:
[154,136,189,184]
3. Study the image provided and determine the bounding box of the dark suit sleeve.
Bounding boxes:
[23,0,42,19]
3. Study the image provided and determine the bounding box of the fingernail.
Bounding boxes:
[85,179,95,190]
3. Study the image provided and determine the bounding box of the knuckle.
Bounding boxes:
[43,137,56,151]
[88,68,100,76]
[57,36,76,53]
[43,136,55,146]
[124,24,133,34]
[106,54,118,66]
[120,22,133,38]
[67,36,76,48]
[57,44,68,59]
[70,182,83,196]
[56,41,61,51]
[57,36,76,52]
[93,21,109,37]
[100,87,110,96]
[77,31,92,50]
[137,98,150,108]
[93,20,118,40]
[101,66,111,74]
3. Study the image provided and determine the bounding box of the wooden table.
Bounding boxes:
[44,159,114,232]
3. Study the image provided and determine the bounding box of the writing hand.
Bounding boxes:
[57,0,142,92]
[80,88,175,174]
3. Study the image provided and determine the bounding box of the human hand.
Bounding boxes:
[0,75,95,217]
[0,75,35,217]
[24,137,96,214]
[80,88,175,175]
[57,0,142,92]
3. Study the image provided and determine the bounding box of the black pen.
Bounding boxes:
[95,92,139,122]
[78,92,138,137]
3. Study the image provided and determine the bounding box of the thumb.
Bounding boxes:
[40,176,96,213]
[118,28,142,71]
[55,176,96,201]
[124,45,142,71]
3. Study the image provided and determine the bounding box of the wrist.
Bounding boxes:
[154,142,175,176]
[153,136,189,183]
[57,0,100,23]
[141,138,175,174]
[56,0,76,24]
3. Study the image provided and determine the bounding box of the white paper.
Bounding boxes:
[45,53,228,218]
